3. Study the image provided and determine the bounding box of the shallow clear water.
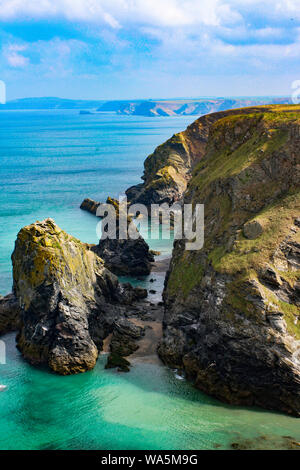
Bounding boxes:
[0,333,299,450]
[0,110,299,450]
[0,110,192,295]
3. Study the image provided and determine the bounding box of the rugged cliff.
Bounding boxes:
[11,218,139,375]
[126,105,294,207]
[158,105,300,416]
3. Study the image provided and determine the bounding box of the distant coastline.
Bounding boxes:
[0,96,292,117]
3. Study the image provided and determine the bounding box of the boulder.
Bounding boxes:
[80,198,100,215]
[243,220,263,239]
[106,318,145,371]
[93,197,154,276]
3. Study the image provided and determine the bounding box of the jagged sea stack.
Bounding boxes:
[158,105,300,416]
[11,218,123,375]
[93,197,154,276]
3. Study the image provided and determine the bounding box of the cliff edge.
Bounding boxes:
[126,105,300,208]
[158,104,300,416]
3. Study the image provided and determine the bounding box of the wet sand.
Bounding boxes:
[103,257,168,365]
[129,306,164,366]
[151,256,170,273]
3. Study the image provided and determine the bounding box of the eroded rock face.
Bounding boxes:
[94,238,154,276]
[159,105,300,416]
[0,293,21,335]
[126,105,287,208]
[11,218,126,375]
[105,318,145,372]
[93,197,154,276]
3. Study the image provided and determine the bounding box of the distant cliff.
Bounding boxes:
[1,96,291,117]
[97,97,291,117]
[158,104,300,416]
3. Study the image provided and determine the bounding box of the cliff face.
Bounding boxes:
[158,105,300,416]
[126,105,294,207]
[11,218,126,375]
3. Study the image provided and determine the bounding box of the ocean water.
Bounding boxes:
[0,110,191,295]
[0,110,299,450]
[1,333,300,450]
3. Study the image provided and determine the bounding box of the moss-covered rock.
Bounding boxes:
[11,218,125,375]
[159,105,300,416]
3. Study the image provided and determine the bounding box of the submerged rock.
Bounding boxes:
[11,218,127,375]
[105,353,131,372]
[106,318,145,371]
[158,104,300,416]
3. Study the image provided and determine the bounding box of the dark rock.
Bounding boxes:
[80,198,100,215]
[105,353,130,372]
[159,105,300,417]
[11,218,126,375]
[0,293,21,335]
[114,283,148,305]
[105,318,145,370]
[93,197,154,276]
[94,238,154,276]
[243,220,263,239]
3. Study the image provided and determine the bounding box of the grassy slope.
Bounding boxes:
[166,105,300,338]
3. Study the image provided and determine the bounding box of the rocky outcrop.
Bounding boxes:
[11,218,142,375]
[0,293,21,335]
[93,197,154,275]
[126,105,300,208]
[106,318,145,371]
[158,104,300,416]
[94,238,154,276]
[80,198,100,215]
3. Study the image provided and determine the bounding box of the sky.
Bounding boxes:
[0,0,300,100]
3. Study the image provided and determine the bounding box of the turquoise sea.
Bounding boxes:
[0,110,299,450]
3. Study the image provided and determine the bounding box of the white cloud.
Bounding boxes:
[4,44,29,67]
[1,0,300,83]
[0,0,239,27]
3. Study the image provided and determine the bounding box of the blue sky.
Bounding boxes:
[0,0,300,100]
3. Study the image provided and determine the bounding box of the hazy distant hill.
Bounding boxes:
[0,96,292,116]
[0,97,105,110]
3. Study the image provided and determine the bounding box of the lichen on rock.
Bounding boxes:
[11,218,126,375]
[158,105,300,416]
